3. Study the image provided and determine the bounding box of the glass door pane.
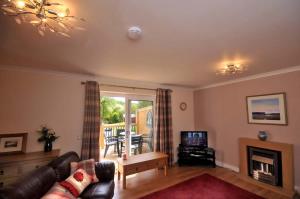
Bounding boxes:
[100,96,125,160]
[130,100,154,155]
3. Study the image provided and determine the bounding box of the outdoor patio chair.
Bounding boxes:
[131,135,143,155]
[116,129,125,157]
[104,127,119,158]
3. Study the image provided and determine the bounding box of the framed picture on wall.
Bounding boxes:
[0,133,27,154]
[246,93,287,125]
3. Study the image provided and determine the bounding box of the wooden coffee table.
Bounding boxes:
[117,152,168,189]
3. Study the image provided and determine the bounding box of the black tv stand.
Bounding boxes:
[178,144,215,167]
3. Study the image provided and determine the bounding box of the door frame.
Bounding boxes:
[100,91,156,156]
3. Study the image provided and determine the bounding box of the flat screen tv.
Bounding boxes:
[181,131,208,148]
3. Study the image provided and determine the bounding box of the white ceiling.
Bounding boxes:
[1,0,300,88]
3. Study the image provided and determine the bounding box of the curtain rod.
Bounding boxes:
[81,82,173,92]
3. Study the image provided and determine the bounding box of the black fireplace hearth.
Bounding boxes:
[247,146,282,186]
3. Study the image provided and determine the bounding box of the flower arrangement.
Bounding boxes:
[37,125,59,143]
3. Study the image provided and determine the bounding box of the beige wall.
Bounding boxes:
[0,69,85,155]
[194,71,300,188]
[172,87,195,162]
[0,68,194,161]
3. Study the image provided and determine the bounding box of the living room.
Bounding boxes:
[0,0,299,199]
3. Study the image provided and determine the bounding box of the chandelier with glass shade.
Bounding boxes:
[1,0,85,37]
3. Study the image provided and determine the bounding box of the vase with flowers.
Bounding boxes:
[37,125,59,152]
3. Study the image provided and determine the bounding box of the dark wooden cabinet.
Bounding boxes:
[178,145,215,167]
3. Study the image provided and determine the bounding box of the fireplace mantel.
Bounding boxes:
[239,138,294,197]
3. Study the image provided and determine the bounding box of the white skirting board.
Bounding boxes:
[215,161,300,194]
[215,161,239,173]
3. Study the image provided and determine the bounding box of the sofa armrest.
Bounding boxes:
[95,160,115,182]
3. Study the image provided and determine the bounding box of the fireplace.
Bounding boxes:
[239,138,294,197]
[247,146,282,186]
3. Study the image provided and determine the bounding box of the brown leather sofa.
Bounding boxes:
[0,151,115,199]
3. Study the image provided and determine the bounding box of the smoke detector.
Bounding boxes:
[127,26,142,40]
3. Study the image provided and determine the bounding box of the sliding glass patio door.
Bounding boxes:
[100,92,155,159]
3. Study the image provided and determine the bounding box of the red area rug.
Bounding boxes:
[139,173,264,199]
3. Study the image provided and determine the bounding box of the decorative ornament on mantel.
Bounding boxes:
[0,0,85,37]
[216,64,247,75]
[257,131,268,141]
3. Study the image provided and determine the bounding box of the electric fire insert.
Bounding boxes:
[247,146,282,186]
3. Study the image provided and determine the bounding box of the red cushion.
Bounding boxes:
[59,169,92,197]
[70,159,99,183]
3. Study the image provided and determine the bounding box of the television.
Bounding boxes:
[181,131,208,148]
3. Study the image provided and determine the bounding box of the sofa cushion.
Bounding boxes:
[80,180,115,199]
[41,182,76,199]
[71,159,99,183]
[60,168,92,197]
[0,166,56,199]
[48,151,80,181]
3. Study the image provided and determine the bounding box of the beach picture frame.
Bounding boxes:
[246,93,287,125]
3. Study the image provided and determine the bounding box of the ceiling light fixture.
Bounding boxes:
[127,26,142,40]
[216,64,246,75]
[1,0,85,37]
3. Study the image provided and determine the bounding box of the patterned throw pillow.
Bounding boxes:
[70,159,99,183]
[41,182,76,199]
[60,168,92,197]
